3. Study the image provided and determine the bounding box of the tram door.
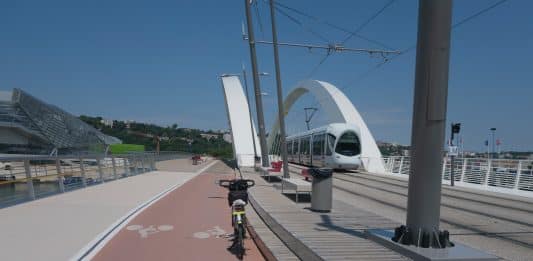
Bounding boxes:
[287,140,293,162]
[301,136,311,165]
[312,133,325,167]
[297,138,302,164]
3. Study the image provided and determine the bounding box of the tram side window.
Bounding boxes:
[302,137,310,155]
[335,131,361,156]
[313,134,324,156]
[326,134,336,156]
[290,140,294,155]
[289,140,294,155]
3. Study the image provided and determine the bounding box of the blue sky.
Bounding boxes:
[1,0,531,151]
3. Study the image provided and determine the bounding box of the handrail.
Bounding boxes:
[0,151,187,208]
[364,156,533,198]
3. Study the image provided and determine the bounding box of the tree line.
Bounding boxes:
[79,115,233,158]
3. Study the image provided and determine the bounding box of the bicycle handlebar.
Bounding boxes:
[218,179,255,190]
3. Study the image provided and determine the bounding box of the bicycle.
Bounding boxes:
[218,177,255,260]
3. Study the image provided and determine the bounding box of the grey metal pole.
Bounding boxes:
[96,158,104,183]
[244,0,269,167]
[55,158,65,193]
[123,156,130,177]
[132,154,138,175]
[79,156,87,187]
[450,123,455,187]
[269,0,289,178]
[403,0,453,248]
[24,160,35,200]
[140,154,146,173]
[490,128,496,159]
[242,65,258,162]
[111,156,118,180]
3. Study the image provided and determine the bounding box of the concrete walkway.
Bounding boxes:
[0,159,215,261]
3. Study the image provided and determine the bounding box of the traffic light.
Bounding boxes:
[452,123,461,134]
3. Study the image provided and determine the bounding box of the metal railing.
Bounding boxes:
[362,156,533,197]
[0,152,187,208]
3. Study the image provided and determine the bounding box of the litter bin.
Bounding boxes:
[309,168,333,212]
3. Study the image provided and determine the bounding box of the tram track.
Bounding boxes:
[334,172,533,227]
[342,171,533,214]
[330,172,533,250]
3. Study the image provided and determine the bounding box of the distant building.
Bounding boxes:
[125,120,135,129]
[0,88,121,155]
[223,133,233,143]
[100,118,114,127]
[200,133,220,140]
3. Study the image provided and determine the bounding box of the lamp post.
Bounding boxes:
[450,123,461,186]
[490,128,496,159]
[244,0,270,167]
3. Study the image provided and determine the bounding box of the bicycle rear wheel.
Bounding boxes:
[236,224,245,259]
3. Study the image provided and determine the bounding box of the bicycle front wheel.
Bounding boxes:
[237,224,245,259]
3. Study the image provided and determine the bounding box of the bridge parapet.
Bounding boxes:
[364,156,533,198]
[0,152,187,208]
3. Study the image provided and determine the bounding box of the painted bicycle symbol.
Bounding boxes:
[126,224,174,239]
[193,226,227,239]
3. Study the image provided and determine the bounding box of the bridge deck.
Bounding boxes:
[243,168,410,260]
[292,164,533,261]
[0,159,213,261]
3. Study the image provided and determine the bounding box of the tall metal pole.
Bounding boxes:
[242,64,258,161]
[244,0,269,167]
[397,0,454,248]
[450,123,455,187]
[490,128,496,159]
[269,0,289,178]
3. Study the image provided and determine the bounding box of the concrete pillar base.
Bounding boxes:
[366,229,498,261]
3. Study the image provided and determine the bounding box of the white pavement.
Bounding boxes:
[0,159,216,261]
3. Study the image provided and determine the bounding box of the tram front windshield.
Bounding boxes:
[334,131,361,156]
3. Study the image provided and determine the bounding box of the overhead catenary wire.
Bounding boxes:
[302,0,512,120]
[304,0,398,79]
[343,0,512,88]
[253,0,265,38]
[341,0,397,44]
[271,4,331,44]
[271,0,394,50]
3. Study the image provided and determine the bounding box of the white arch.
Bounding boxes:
[221,76,261,167]
[267,80,385,173]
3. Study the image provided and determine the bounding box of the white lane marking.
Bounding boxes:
[157,225,174,231]
[193,226,226,239]
[126,224,174,238]
[126,225,143,231]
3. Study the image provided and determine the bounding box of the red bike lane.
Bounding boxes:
[93,172,264,261]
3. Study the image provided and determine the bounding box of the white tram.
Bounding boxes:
[286,123,362,169]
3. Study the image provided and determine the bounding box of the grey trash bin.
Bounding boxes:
[309,168,333,212]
